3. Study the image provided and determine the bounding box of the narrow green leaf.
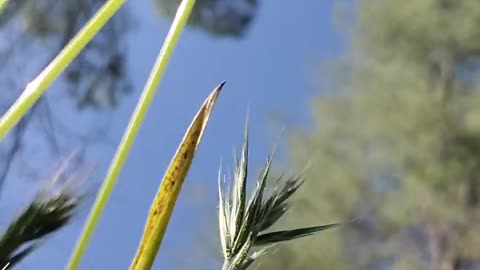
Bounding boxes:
[232,154,272,254]
[232,117,249,239]
[218,162,231,258]
[0,0,125,140]
[259,177,304,231]
[248,153,274,230]
[0,0,8,15]
[66,1,198,268]
[254,223,342,246]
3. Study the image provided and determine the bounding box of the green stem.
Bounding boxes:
[0,0,125,140]
[65,0,196,269]
[0,0,8,14]
[221,261,230,270]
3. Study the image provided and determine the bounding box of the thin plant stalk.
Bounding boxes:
[0,0,8,15]
[65,0,197,269]
[0,0,125,140]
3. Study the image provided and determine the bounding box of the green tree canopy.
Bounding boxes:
[260,1,480,269]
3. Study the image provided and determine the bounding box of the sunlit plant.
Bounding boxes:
[0,0,342,269]
[218,125,341,270]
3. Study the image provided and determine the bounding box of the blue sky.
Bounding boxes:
[13,0,344,269]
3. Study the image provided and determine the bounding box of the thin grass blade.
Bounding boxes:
[259,177,304,231]
[231,153,271,255]
[218,163,231,258]
[254,223,342,246]
[231,120,249,240]
[0,0,125,140]
[0,0,8,15]
[66,1,198,268]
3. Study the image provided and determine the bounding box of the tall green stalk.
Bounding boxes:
[0,0,8,15]
[0,0,125,140]
[65,0,197,269]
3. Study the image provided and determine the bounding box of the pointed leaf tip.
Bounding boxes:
[130,83,223,270]
[254,223,342,246]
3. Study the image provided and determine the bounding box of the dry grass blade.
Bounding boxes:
[0,172,82,269]
[129,82,224,270]
[218,123,342,270]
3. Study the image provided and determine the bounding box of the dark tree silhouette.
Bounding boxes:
[153,0,258,38]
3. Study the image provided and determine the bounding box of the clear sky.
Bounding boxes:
[15,0,344,269]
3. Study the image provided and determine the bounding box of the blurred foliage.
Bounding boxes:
[258,0,480,269]
[0,164,83,269]
[152,0,258,38]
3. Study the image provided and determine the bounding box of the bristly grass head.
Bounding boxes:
[218,122,342,270]
[0,166,84,269]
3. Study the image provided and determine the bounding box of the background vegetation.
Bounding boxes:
[258,1,480,269]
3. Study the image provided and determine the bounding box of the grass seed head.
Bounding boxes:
[218,122,342,270]
[0,165,84,269]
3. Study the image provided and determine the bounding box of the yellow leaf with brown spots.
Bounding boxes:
[130,82,225,270]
